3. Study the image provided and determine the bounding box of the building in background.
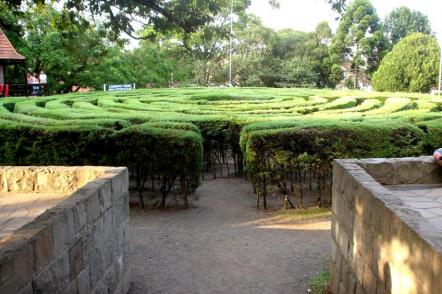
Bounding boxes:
[0,28,25,85]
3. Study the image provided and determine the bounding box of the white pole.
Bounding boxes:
[103,84,106,92]
[438,45,441,96]
[228,0,233,87]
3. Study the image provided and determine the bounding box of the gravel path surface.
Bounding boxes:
[129,177,331,294]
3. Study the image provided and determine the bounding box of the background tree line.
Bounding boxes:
[1,0,439,92]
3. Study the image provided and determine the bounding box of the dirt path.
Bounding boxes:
[129,177,331,294]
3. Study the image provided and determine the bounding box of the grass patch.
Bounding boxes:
[308,268,330,294]
[274,207,332,222]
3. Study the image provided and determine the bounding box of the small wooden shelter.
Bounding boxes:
[0,28,25,84]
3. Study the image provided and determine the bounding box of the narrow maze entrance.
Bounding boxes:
[128,177,331,294]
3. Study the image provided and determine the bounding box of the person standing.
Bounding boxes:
[26,73,32,84]
[30,73,39,96]
[39,71,48,95]
[39,71,47,84]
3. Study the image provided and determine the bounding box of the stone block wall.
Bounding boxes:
[331,157,442,294]
[0,166,130,294]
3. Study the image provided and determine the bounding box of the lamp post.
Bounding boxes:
[439,42,441,96]
[228,0,233,87]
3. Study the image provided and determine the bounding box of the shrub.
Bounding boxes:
[0,121,203,208]
[372,33,440,93]
[241,120,425,208]
[1,87,441,209]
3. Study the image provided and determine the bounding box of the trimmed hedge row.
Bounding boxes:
[0,120,203,208]
[240,120,432,208]
[1,88,442,209]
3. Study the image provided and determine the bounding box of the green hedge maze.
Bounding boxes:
[1,88,441,209]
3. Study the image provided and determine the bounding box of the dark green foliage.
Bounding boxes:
[384,7,432,46]
[0,121,203,208]
[372,33,440,93]
[241,120,426,208]
[1,87,440,209]
[330,0,388,86]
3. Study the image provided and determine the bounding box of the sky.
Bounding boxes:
[248,0,442,43]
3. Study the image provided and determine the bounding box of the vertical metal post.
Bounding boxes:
[438,45,442,96]
[228,0,233,87]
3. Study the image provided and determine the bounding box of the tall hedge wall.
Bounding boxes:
[0,120,203,208]
[240,119,431,208]
[1,88,442,209]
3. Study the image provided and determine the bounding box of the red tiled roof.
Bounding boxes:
[0,28,25,61]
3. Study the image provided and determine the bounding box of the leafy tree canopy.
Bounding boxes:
[4,0,278,39]
[372,33,440,93]
[384,6,432,46]
[328,0,347,15]
[330,0,388,86]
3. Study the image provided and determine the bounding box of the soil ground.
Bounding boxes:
[128,177,331,294]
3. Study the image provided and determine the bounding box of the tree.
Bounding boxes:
[276,56,318,88]
[7,0,279,39]
[257,21,335,88]
[329,0,388,88]
[222,15,274,86]
[260,29,314,87]
[372,33,440,93]
[328,0,347,15]
[384,7,432,46]
[153,0,257,86]
[309,22,335,88]
[0,1,22,43]
[16,5,113,91]
[173,13,230,86]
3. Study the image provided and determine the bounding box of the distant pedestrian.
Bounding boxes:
[26,73,32,84]
[30,73,39,96]
[39,71,47,84]
[31,73,39,84]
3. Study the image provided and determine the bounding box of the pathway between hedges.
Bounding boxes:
[128,177,331,294]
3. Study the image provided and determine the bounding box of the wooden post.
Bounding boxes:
[181,175,189,209]
[263,175,267,210]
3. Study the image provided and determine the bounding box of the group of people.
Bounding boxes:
[26,71,47,85]
[26,71,47,96]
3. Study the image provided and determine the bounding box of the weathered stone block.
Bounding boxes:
[54,251,71,292]
[34,264,56,293]
[52,210,76,254]
[332,158,442,294]
[17,281,33,294]
[331,238,337,264]
[100,180,113,211]
[362,263,377,294]
[348,272,357,294]
[34,224,54,272]
[86,188,103,224]
[88,218,105,289]
[355,282,364,294]
[0,236,35,293]
[111,174,124,200]
[64,279,78,294]
[69,239,85,281]
[77,268,91,294]
[0,166,130,294]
